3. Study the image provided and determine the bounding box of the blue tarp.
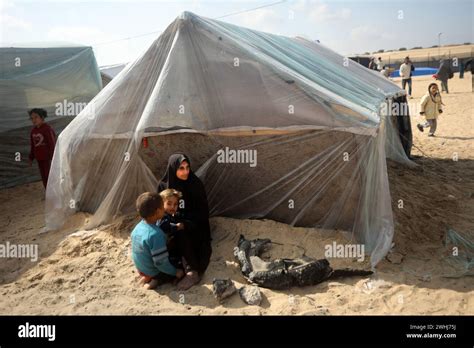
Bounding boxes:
[391,67,438,78]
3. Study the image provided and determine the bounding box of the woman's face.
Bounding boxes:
[176,160,190,180]
[430,84,439,94]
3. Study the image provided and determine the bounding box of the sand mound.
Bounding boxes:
[0,213,374,315]
[1,211,471,315]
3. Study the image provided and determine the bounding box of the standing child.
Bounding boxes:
[28,108,56,188]
[417,83,443,137]
[131,192,184,290]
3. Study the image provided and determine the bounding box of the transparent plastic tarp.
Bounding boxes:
[0,45,102,187]
[45,12,409,267]
[443,228,474,278]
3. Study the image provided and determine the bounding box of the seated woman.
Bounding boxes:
[157,153,212,290]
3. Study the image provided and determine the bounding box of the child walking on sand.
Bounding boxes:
[131,192,184,290]
[417,83,443,137]
[28,108,56,188]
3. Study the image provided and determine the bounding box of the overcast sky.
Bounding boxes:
[1,0,473,66]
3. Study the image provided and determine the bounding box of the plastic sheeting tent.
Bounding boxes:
[0,44,102,188]
[100,63,127,87]
[45,12,411,267]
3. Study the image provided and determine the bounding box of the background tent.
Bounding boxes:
[0,44,102,188]
[45,12,411,267]
[349,56,371,68]
[100,63,127,87]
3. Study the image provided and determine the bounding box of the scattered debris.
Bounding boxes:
[224,261,239,268]
[212,278,237,302]
[239,285,262,306]
[386,252,404,264]
[234,235,372,290]
[442,228,474,278]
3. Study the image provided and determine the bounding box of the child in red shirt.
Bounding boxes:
[28,108,56,188]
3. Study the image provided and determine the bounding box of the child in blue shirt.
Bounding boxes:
[131,192,184,289]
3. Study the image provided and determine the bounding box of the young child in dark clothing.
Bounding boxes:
[158,189,201,272]
[28,108,56,188]
[158,189,187,269]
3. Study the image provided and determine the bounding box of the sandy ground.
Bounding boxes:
[0,74,473,315]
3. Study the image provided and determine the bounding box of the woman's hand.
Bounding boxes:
[176,223,184,230]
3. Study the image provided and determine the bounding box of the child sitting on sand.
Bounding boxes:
[417,83,443,137]
[158,189,186,268]
[159,188,204,290]
[131,192,184,289]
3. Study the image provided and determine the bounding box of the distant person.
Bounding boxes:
[459,60,465,79]
[417,83,443,137]
[376,57,383,71]
[399,57,413,98]
[28,108,56,188]
[368,57,377,71]
[436,59,454,93]
[464,58,474,91]
[381,65,390,78]
[464,58,473,74]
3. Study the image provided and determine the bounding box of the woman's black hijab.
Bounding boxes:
[158,153,198,192]
[157,153,210,242]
